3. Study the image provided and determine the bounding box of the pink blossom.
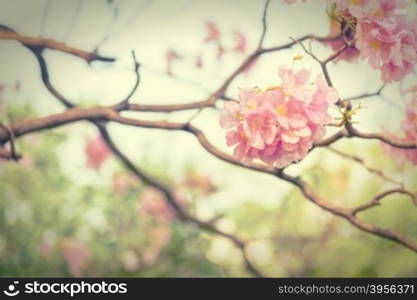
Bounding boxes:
[232,31,247,54]
[220,65,338,167]
[356,17,417,82]
[325,19,360,63]
[195,55,203,68]
[60,238,91,277]
[182,170,217,196]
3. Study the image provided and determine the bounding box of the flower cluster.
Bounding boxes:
[220,65,338,168]
[332,0,417,82]
[382,98,417,164]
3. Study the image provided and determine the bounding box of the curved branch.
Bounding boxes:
[352,189,417,215]
[0,25,115,62]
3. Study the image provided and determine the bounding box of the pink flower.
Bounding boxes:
[220,65,338,167]
[245,110,277,149]
[333,0,417,82]
[84,136,110,170]
[60,238,91,277]
[232,31,247,54]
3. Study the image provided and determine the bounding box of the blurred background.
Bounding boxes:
[0,0,416,277]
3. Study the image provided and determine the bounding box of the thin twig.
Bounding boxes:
[257,0,271,49]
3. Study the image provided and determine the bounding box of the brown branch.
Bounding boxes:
[345,122,417,149]
[327,147,402,186]
[342,84,386,102]
[0,25,115,63]
[257,0,271,49]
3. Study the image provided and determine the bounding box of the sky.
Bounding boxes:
[0,0,415,223]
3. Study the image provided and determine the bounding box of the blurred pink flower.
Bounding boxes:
[84,136,110,170]
[195,55,203,68]
[60,238,91,277]
[120,250,141,272]
[356,17,417,82]
[325,19,360,63]
[204,21,221,44]
[283,0,303,4]
[139,187,176,222]
[112,172,139,196]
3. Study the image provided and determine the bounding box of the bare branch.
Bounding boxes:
[342,84,386,102]
[117,50,141,109]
